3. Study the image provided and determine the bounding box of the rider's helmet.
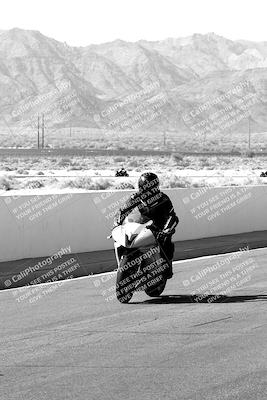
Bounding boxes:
[138,172,160,193]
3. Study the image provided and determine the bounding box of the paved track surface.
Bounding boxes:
[1,247,266,400]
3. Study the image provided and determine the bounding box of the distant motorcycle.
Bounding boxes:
[115,168,129,177]
[109,210,168,303]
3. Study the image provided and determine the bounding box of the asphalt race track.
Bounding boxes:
[1,247,266,400]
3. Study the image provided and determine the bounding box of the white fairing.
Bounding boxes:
[112,222,156,248]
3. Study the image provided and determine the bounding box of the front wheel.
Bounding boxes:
[116,257,137,303]
[145,279,166,297]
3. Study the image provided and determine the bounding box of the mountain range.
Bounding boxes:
[0,28,266,135]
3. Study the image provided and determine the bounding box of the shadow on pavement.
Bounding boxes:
[133,294,267,304]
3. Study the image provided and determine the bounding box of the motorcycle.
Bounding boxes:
[109,210,169,303]
[115,168,129,177]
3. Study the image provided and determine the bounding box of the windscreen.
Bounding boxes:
[123,208,150,225]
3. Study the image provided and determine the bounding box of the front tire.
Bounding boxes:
[145,279,166,297]
[116,257,137,303]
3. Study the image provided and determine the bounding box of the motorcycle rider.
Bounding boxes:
[114,172,179,279]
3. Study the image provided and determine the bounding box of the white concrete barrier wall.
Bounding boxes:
[0,186,267,262]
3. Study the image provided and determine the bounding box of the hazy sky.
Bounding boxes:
[0,0,266,46]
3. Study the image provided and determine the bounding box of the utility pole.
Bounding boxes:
[203,131,206,148]
[37,115,40,149]
[248,116,251,150]
[41,113,45,149]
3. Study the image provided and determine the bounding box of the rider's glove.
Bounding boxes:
[155,230,166,241]
[163,227,175,236]
[147,223,159,234]
[148,224,174,240]
[156,228,175,241]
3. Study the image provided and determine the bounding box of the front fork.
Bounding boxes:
[114,242,122,268]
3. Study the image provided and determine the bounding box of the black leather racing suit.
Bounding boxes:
[114,190,179,276]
